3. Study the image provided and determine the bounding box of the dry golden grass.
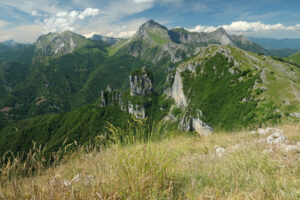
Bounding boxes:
[0,123,300,199]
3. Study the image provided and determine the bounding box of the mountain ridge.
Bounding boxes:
[0,19,299,132]
[109,20,272,64]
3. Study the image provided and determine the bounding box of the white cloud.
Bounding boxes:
[0,24,43,42]
[31,10,41,16]
[0,33,14,42]
[56,11,68,17]
[79,8,99,19]
[41,8,100,33]
[107,30,136,38]
[83,32,98,38]
[0,0,170,42]
[189,21,300,34]
[189,25,218,33]
[134,0,154,3]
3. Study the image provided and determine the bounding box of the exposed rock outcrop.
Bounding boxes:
[164,72,175,97]
[128,103,146,119]
[164,61,213,135]
[98,85,123,108]
[130,67,154,96]
[179,110,213,135]
[35,31,89,56]
[171,71,187,108]
[98,67,156,119]
[120,20,268,64]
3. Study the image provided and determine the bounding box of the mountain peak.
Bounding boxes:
[35,31,90,56]
[214,27,227,34]
[138,19,168,32]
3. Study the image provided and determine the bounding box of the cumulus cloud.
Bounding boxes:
[78,8,99,19]
[189,21,300,34]
[42,8,100,33]
[188,25,217,33]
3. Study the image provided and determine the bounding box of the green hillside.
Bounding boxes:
[1,21,300,159]
[287,51,300,66]
[166,45,300,130]
[1,44,299,157]
[0,105,131,157]
[0,44,108,121]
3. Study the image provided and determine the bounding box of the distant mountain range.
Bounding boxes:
[90,35,122,45]
[0,40,21,47]
[249,37,300,50]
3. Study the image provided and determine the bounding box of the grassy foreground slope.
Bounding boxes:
[1,123,300,199]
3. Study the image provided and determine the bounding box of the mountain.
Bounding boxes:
[110,20,185,63]
[164,45,300,130]
[0,31,109,123]
[1,19,300,199]
[34,31,99,56]
[0,43,34,63]
[1,20,299,134]
[1,44,300,157]
[249,37,300,50]
[110,20,269,64]
[0,69,170,156]
[268,48,299,58]
[0,40,21,47]
[91,34,122,45]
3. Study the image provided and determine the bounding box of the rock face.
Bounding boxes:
[129,67,154,96]
[166,61,213,135]
[179,110,213,135]
[98,67,156,119]
[128,104,146,119]
[128,67,155,119]
[171,71,187,107]
[35,31,89,56]
[164,72,175,97]
[118,20,269,64]
[98,85,123,108]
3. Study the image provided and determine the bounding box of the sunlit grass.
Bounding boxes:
[0,123,300,199]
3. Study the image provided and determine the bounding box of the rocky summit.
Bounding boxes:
[110,20,273,64]
[34,31,93,56]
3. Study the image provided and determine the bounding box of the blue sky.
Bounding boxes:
[0,0,300,42]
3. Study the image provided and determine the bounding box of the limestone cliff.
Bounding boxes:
[98,85,124,108]
[129,67,154,96]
